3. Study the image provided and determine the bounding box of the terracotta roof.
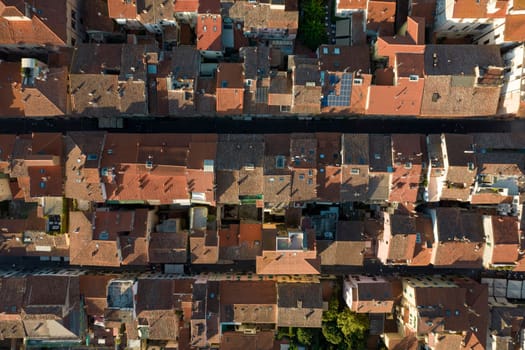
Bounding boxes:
[375,36,424,68]
[367,77,424,116]
[336,0,367,10]
[196,13,222,51]
[107,0,138,19]
[27,165,62,197]
[21,66,68,117]
[316,165,341,202]
[490,216,519,264]
[367,0,396,36]
[0,3,65,46]
[64,132,106,202]
[216,63,244,114]
[389,134,426,203]
[277,282,323,327]
[71,44,122,75]
[174,0,198,12]
[452,0,507,18]
[256,250,321,275]
[505,14,525,41]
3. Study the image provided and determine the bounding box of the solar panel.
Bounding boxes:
[325,73,352,107]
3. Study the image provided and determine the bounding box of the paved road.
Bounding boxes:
[0,116,523,134]
[2,257,524,280]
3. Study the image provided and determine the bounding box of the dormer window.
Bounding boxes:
[353,78,363,85]
[404,162,412,169]
[409,75,419,82]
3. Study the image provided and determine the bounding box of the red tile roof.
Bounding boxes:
[107,0,138,19]
[367,0,396,36]
[0,3,65,46]
[504,15,525,42]
[367,77,424,115]
[336,0,367,11]
[196,13,222,51]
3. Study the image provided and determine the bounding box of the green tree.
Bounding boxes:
[322,322,343,345]
[296,328,314,346]
[337,309,369,338]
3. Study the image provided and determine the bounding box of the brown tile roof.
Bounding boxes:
[367,0,396,36]
[190,230,219,264]
[389,233,417,262]
[149,231,188,264]
[137,278,175,313]
[277,282,323,327]
[27,165,62,197]
[291,168,317,201]
[228,2,298,32]
[348,276,394,313]
[367,77,424,116]
[341,165,369,202]
[395,53,425,78]
[264,174,292,206]
[197,13,222,51]
[317,240,367,265]
[268,72,293,106]
[369,134,392,172]
[490,216,519,265]
[69,211,121,267]
[409,0,436,26]
[319,45,370,73]
[70,74,121,116]
[79,274,116,316]
[0,277,26,313]
[219,281,277,323]
[424,45,503,76]
[0,61,24,117]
